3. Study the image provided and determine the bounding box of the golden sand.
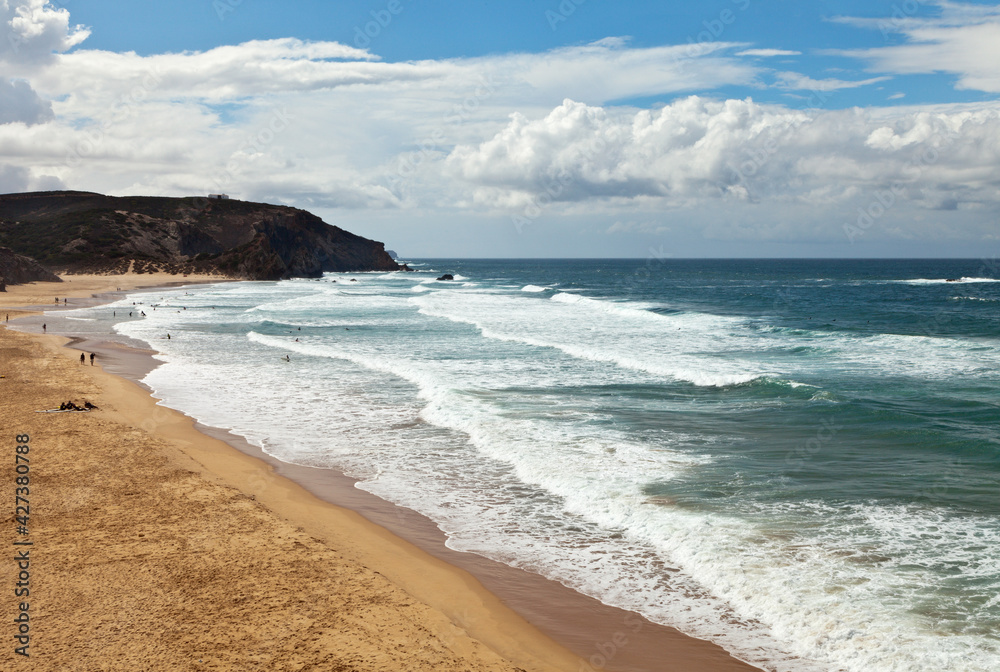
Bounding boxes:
[1,275,761,672]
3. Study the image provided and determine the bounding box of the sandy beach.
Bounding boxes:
[1,274,762,672]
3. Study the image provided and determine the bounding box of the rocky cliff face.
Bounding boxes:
[0,246,62,288]
[0,191,405,280]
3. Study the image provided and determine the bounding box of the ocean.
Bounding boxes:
[59,259,1000,671]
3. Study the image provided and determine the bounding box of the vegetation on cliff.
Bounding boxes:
[0,246,62,287]
[0,191,404,280]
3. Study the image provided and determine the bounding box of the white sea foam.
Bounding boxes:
[891,277,1000,285]
[951,295,999,302]
[413,290,770,387]
[91,278,1000,672]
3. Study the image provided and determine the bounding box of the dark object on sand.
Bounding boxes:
[437,274,454,281]
[90,353,95,365]
[80,353,85,365]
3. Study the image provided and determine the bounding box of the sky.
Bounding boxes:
[1,1,999,258]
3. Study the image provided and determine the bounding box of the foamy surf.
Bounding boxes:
[61,258,1000,672]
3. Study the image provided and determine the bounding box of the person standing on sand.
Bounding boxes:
[80,353,85,365]
[90,353,95,366]
[42,323,46,333]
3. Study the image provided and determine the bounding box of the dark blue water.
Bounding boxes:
[65,258,1000,671]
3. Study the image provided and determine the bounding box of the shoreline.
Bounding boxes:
[2,274,764,672]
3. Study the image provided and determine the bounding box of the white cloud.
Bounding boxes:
[446,97,1000,215]
[1,1,995,254]
[736,49,802,57]
[32,39,425,104]
[0,0,89,66]
[26,37,759,110]
[835,1,1000,93]
[2,31,770,212]
[0,77,51,124]
[774,72,892,92]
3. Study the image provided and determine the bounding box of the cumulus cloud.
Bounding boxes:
[2,31,772,211]
[834,1,1000,93]
[2,0,994,256]
[446,97,1000,214]
[0,0,89,65]
[0,77,51,124]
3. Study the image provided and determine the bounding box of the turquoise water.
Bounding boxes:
[63,259,1000,671]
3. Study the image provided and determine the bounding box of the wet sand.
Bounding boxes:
[1,274,763,671]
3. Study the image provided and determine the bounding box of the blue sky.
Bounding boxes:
[63,0,999,108]
[1,0,999,257]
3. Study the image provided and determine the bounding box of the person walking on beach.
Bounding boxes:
[89,353,95,366]
[42,323,46,333]
[80,353,85,365]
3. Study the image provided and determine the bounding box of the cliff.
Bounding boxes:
[0,246,62,288]
[0,191,405,280]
